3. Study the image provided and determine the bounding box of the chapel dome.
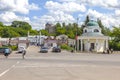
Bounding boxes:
[87,20,99,27]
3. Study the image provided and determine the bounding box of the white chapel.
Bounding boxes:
[77,20,109,53]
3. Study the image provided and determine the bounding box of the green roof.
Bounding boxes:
[87,20,99,26]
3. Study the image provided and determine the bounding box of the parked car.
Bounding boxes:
[52,47,61,52]
[17,46,26,53]
[0,47,12,55]
[40,47,48,53]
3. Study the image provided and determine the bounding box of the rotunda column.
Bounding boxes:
[81,39,83,52]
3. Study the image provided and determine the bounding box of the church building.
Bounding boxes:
[77,20,109,53]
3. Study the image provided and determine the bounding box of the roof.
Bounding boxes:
[87,20,99,27]
[82,32,104,37]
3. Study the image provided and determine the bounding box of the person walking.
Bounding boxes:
[22,48,26,59]
[4,48,10,58]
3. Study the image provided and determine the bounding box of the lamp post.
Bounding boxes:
[75,18,79,52]
[39,31,41,46]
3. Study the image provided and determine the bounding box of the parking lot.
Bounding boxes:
[0,46,120,80]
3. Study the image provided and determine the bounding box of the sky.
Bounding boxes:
[0,0,120,30]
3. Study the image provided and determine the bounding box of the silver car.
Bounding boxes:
[40,47,48,53]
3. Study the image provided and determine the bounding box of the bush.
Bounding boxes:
[10,45,18,51]
[2,45,18,51]
[61,44,74,51]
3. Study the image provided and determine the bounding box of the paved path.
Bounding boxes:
[0,46,120,80]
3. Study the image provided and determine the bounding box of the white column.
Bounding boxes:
[77,40,79,51]
[96,39,98,52]
[81,39,83,52]
[87,39,90,52]
[106,39,108,49]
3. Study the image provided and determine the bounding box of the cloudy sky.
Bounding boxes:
[0,0,120,30]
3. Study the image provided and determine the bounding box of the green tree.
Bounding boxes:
[29,30,39,35]
[1,27,19,38]
[84,15,90,25]
[0,22,4,27]
[97,19,105,34]
[14,28,27,37]
[109,27,120,50]
[111,27,120,42]
[81,15,90,32]
[11,21,32,30]
[67,30,74,39]
[40,29,49,36]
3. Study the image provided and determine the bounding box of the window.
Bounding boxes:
[94,29,99,32]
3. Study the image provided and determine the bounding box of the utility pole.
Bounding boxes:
[39,31,41,45]
[75,18,79,52]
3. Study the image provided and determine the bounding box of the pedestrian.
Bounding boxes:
[4,48,10,58]
[22,49,26,59]
[89,47,92,52]
[110,49,113,54]
[107,48,110,54]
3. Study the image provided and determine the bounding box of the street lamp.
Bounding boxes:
[39,31,41,46]
[75,18,79,52]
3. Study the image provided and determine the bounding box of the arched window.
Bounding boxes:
[94,29,99,32]
[84,29,87,33]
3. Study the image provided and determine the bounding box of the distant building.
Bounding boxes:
[44,36,57,48]
[45,23,56,34]
[0,38,9,46]
[56,34,68,45]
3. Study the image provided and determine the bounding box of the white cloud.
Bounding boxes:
[86,9,120,28]
[45,1,86,13]
[0,0,39,14]
[0,12,30,25]
[59,0,120,10]
[87,9,103,19]
[30,10,76,30]
[0,0,120,30]
[115,10,120,16]
[0,0,39,29]
[49,10,75,22]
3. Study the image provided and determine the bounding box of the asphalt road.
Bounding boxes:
[0,46,120,80]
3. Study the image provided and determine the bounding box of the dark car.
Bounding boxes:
[0,47,12,55]
[52,47,61,52]
[40,47,48,53]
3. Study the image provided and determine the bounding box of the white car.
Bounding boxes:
[18,46,26,53]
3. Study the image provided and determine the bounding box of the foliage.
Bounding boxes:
[109,27,120,50]
[85,15,90,25]
[2,45,18,51]
[61,44,74,51]
[97,19,105,34]
[11,21,32,30]
[0,27,20,38]
[111,27,120,41]
[53,22,82,39]
[9,45,18,51]
[29,30,39,35]
[0,22,4,27]
[81,15,90,32]
[0,21,36,38]
[40,29,49,36]
[109,41,120,51]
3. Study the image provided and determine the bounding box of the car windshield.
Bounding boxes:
[41,47,47,49]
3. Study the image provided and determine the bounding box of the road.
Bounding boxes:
[0,46,120,80]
